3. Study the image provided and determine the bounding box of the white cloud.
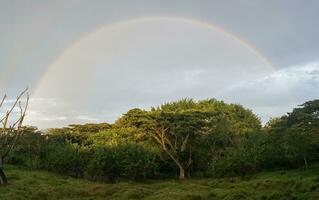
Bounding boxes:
[222,62,319,123]
[76,115,99,122]
[23,62,319,128]
[24,98,107,128]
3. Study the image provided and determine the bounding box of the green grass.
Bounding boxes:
[1,166,319,200]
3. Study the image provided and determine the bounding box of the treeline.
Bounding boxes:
[7,99,319,182]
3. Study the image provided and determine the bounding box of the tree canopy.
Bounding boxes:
[4,98,319,183]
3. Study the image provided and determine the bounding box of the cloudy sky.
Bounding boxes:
[0,0,318,128]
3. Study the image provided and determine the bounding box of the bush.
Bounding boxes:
[46,143,91,178]
[87,145,158,183]
[208,132,266,177]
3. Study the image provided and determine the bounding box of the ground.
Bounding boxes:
[0,166,319,200]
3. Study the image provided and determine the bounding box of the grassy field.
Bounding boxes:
[1,166,319,200]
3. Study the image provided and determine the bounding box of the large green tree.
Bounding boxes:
[264,100,319,169]
[121,99,261,179]
[286,100,319,136]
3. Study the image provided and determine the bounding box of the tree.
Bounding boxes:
[264,100,319,169]
[287,100,319,138]
[68,123,112,133]
[9,126,44,168]
[0,89,29,185]
[90,127,141,147]
[122,107,206,179]
[283,100,319,168]
[283,127,313,169]
[122,99,261,179]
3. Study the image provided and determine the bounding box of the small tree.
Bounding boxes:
[0,89,29,185]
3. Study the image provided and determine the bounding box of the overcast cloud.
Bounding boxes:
[0,0,318,128]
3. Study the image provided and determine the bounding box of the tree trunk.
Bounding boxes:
[0,156,7,185]
[303,155,308,169]
[179,165,185,179]
[163,149,187,180]
[0,169,7,185]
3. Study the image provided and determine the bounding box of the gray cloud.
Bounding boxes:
[222,62,319,122]
[0,1,318,128]
[25,62,319,128]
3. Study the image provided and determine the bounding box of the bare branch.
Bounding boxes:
[0,88,28,124]
[0,95,6,108]
[0,88,29,159]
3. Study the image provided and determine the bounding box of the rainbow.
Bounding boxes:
[0,15,278,96]
[32,16,275,95]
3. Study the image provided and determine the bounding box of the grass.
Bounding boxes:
[1,166,319,200]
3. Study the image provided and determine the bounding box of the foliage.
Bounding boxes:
[8,126,46,168]
[90,127,141,147]
[121,99,261,179]
[208,132,266,177]
[5,98,319,183]
[87,145,158,182]
[46,143,91,178]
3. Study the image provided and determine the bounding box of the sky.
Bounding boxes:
[0,0,318,128]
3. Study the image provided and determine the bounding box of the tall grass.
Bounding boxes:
[0,165,319,200]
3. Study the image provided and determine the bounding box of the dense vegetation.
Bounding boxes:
[2,165,319,200]
[4,98,319,184]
